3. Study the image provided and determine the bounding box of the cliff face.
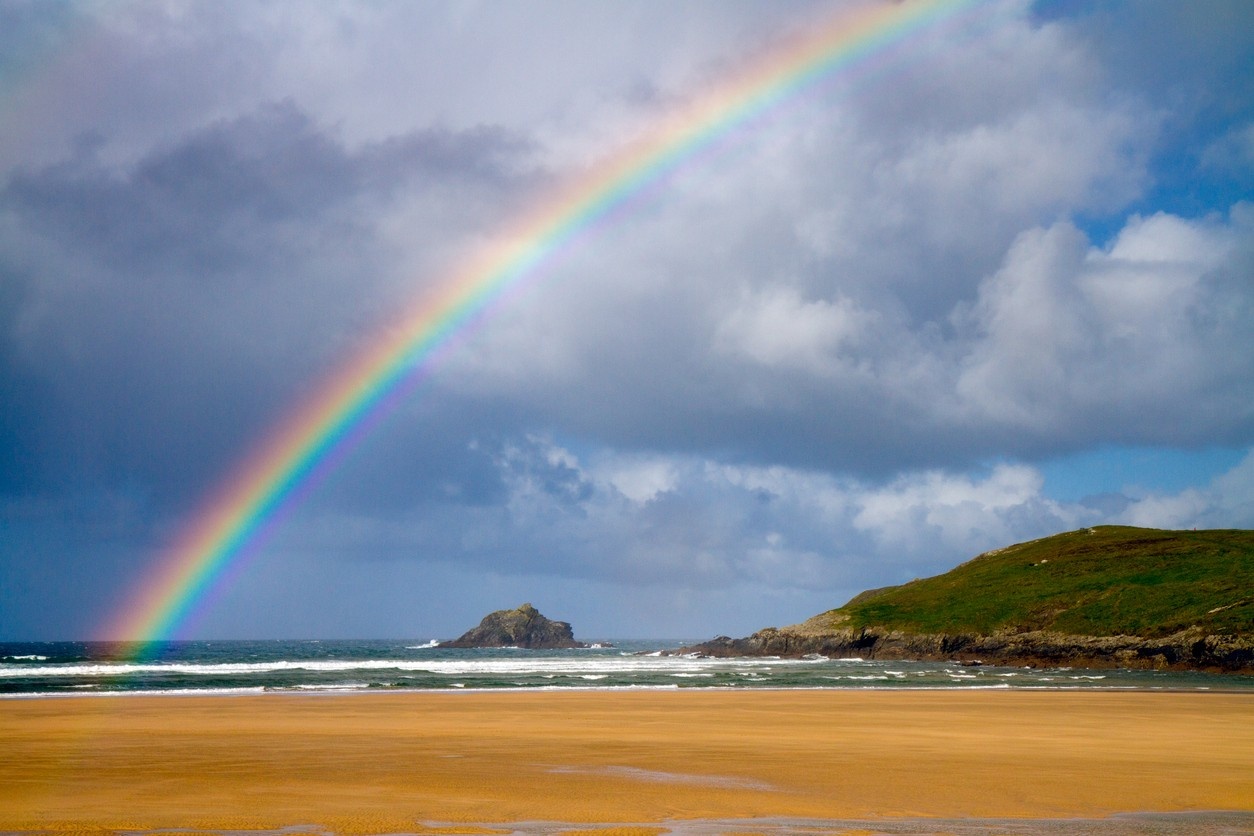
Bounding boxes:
[682,626,1254,673]
[439,603,587,649]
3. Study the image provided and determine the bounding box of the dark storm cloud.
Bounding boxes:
[0,101,538,509]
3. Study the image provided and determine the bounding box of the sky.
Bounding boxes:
[1,0,1252,642]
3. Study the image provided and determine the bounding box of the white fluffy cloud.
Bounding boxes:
[713,286,876,374]
[414,2,1254,475]
[957,206,1254,438]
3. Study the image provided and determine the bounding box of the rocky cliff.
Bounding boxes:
[681,625,1254,672]
[439,603,588,649]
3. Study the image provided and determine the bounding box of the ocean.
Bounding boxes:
[2,639,1251,697]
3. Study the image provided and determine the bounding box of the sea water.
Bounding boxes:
[2,639,1251,696]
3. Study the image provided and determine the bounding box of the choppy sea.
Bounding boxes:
[2,639,1251,697]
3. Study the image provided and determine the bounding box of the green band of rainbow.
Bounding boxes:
[104,0,977,647]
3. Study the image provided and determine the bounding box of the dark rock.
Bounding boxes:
[439,603,588,649]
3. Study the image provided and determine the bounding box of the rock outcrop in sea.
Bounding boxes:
[439,603,589,649]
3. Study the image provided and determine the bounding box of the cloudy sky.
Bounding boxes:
[2,0,1252,641]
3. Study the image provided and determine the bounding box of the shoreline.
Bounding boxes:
[7,640,1251,697]
[4,681,1254,700]
[3,690,1251,833]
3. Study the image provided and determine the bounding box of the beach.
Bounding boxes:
[3,690,1252,834]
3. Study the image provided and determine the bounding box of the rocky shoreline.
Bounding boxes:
[679,625,1254,673]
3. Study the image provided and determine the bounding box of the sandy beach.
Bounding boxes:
[2,690,1252,833]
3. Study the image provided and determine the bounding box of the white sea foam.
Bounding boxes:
[0,687,270,699]
[4,646,1202,697]
[6,641,1238,697]
[0,660,426,678]
[406,640,440,649]
[956,683,1012,689]
[3,656,731,678]
[285,683,370,691]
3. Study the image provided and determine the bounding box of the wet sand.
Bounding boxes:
[2,690,1251,834]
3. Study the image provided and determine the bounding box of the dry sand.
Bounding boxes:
[2,690,1252,833]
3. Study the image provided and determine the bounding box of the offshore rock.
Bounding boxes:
[439,603,588,649]
[676,625,1254,673]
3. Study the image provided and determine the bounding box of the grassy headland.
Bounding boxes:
[816,526,1253,637]
[689,526,1254,671]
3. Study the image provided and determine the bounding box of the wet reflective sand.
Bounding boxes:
[2,690,1251,833]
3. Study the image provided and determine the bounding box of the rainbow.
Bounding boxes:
[105,0,977,647]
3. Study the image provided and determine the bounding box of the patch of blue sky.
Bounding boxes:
[1077,132,1253,248]
[1038,445,1248,504]
[1033,0,1254,248]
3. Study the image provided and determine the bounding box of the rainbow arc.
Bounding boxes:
[104,0,977,649]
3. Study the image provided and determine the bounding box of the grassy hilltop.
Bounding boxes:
[807,526,1253,638]
[690,527,1254,671]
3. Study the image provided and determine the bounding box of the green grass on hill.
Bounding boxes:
[814,526,1254,638]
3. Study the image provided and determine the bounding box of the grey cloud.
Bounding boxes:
[276,441,1085,597]
[2,1,1252,640]
[457,197,1252,477]
[0,102,539,507]
[393,439,1254,597]
[433,21,1246,472]
[0,3,279,172]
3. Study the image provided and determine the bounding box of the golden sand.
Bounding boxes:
[2,690,1251,833]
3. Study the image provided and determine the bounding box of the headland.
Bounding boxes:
[682,527,1254,672]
